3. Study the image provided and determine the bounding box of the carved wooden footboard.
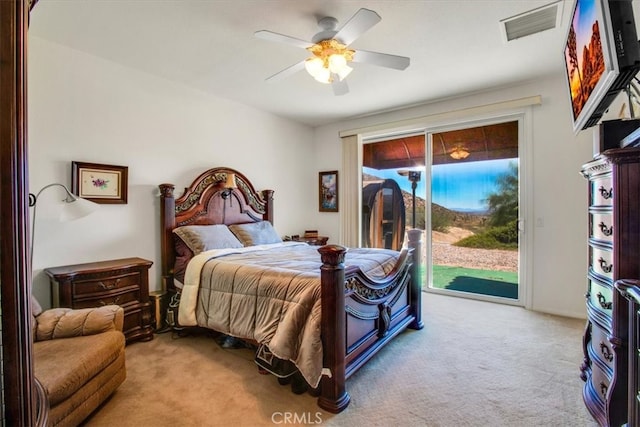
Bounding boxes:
[158,166,423,414]
[318,229,423,413]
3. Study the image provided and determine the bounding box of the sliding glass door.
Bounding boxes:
[360,119,523,305]
[428,121,520,301]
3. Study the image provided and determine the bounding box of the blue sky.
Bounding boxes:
[364,158,517,212]
[563,0,598,77]
[573,0,597,59]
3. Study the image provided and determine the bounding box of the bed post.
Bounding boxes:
[159,183,176,292]
[317,245,350,413]
[261,189,274,224]
[407,228,424,330]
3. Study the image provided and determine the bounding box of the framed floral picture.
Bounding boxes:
[319,170,338,212]
[71,161,128,204]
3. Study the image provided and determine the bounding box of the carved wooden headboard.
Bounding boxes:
[158,167,273,291]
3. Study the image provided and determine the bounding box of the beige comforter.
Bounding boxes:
[179,242,400,387]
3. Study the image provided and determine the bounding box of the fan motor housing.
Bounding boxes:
[312,16,339,43]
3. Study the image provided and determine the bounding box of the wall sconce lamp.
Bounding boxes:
[220,173,237,200]
[29,183,99,266]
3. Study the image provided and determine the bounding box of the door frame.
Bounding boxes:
[1,0,36,424]
[357,107,534,309]
[424,111,533,308]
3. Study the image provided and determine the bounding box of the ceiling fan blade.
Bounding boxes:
[265,60,306,83]
[334,8,381,45]
[332,77,349,96]
[352,49,410,70]
[254,30,312,49]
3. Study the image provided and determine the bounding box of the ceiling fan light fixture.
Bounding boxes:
[305,57,324,75]
[304,39,355,84]
[450,147,470,160]
[328,53,347,72]
[313,67,331,84]
[256,8,411,95]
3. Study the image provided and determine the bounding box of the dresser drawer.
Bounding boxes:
[72,272,141,297]
[590,364,611,405]
[589,324,614,371]
[590,246,614,280]
[590,176,613,207]
[590,212,614,243]
[588,277,613,320]
[72,288,141,309]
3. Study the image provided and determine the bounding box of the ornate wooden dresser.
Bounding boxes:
[615,279,640,427]
[580,148,640,426]
[45,257,154,344]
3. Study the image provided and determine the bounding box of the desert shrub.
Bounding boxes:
[484,161,519,227]
[487,220,518,244]
[454,220,518,250]
[431,206,452,232]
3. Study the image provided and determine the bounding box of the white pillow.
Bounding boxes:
[173,224,243,254]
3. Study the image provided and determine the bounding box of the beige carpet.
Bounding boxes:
[85,293,598,427]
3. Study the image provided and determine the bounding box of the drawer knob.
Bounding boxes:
[99,296,121,306]
[99,278,120,290]
[598,186,613,199]
[596,292,612,310]
[598,222,613,237]
[600,381,608,398]
[599,341,613,362]
[598,257,613,273]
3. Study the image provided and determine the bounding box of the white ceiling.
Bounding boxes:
[27,0,640,127]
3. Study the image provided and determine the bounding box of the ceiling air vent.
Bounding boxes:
[501,1,562,42]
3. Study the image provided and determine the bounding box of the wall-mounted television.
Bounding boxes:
[563,0,640,133]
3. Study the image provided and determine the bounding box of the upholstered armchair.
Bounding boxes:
[32,299,126,427]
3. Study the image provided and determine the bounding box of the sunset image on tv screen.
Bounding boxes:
[564,0,606,120]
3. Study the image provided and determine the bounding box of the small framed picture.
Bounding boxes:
[319,170,338,212]
[71,161,128,204]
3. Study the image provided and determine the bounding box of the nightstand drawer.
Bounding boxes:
[72,288,141,309]
[72,272,141,297]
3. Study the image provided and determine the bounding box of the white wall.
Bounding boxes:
[311,75,606,319]
[28,37,315,307]
[29,35,631,319]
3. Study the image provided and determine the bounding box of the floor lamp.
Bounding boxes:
[29,183,99,267]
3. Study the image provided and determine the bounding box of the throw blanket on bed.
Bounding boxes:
[178,242,400,387]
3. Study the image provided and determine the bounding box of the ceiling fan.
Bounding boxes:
[255,8,410,96]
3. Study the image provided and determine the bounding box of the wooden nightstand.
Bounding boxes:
[44,257,154,344]
[292,236,329,246]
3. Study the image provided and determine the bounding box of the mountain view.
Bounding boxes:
[364,173,488,234]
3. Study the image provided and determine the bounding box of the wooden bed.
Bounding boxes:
[159,166,423,413]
